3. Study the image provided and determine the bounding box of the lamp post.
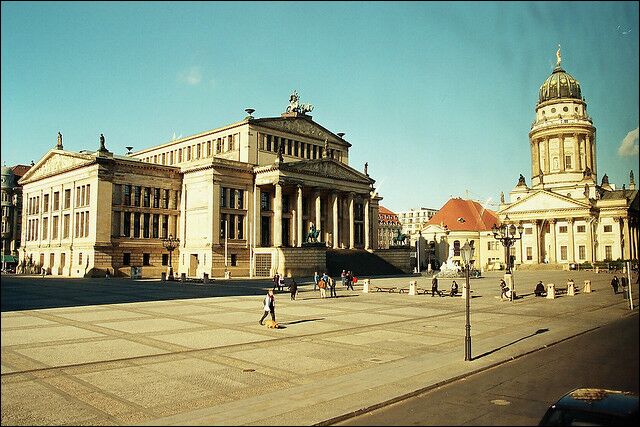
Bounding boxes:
[461,239,474,361]
[492,217,524,301]
[162,234,179,280]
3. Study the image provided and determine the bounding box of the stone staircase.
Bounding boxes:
[326,249,405,277]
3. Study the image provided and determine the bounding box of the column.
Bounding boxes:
[575,133,582,171]
[533,220,540,263]
[254,185,261,247]
[549,219,557,263]
[212,182,221,245]
[364,196,370,250]
[559,135,565,172]
[531,141,538,177]
[348,193,355,249]
[590,135,597,176]
[567,218,575,263]
[544,137,550,174]
[273,182,282,247]
[586,218,594,263]
[332,192,339,249]
[622,217,630,260]
[119,211,125,237]
[585,134,591,172]
[314,192,321,239]
[296,185,303,247]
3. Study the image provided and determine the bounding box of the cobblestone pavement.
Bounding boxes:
[1,269,638,425]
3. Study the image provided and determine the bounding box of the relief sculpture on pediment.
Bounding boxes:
[29,155,91,181]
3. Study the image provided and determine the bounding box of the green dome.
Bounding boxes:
[538,66,582,104]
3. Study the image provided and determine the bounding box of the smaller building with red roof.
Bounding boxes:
[377,205,402,249]
[419,198,505,271]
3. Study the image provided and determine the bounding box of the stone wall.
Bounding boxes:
[276,246,327,278]
[373,247,412,273]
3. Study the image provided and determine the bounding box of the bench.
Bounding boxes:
[375,286,398,293]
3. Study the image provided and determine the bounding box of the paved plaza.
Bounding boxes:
[1,269,638,425]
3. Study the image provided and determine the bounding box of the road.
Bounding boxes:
[336,312,639,426]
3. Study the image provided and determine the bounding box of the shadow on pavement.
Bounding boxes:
[473,328,550,360]
[0,275,309,312]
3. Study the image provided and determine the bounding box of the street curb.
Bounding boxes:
[315,310,639,426]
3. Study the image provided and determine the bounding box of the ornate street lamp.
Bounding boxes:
[492,217,524,301]
[461,239,474,361]
[162,234,179,280]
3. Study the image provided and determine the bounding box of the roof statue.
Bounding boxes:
[500,191,505,204]
[583,166,592,178]
[364,162,369,176]
[556,44,562,68]
[99,133,107,151]
[286,90,314,115]
[518,174,526,186]
[56,132,63,150]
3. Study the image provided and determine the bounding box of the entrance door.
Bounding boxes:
[49,253,55,274]
[60,253,66,275]
[189,254,198,277]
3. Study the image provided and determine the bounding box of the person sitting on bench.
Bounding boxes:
[534,280,546,297]
[450,280,459,297]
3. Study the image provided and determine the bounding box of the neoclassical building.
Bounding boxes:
[18,94,387,278]
[498,49,639,267]
[1,164,31,270]
[377,205,402,249]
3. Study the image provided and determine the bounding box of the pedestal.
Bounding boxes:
[583,280,592,293]
[546,283,556,299]
[362,278,370,293]
[567,280,575,296]
[409,280,417,295]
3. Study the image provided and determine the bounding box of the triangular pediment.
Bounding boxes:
[251,117,350,147]
[500,190,590,214]
[19,151,95,184]
[279,159,373,185]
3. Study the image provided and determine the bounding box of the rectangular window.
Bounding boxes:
[229,214,236,239]
[162,189,169,209]
[559,226,568,233]
[187,146,191,160]
[170,151,174,164]
[229,189,235,208]
[237,215,244,239]
[78,252,83,265]
[577,225,586,233]
[52,216,59,239]
[560,246,567,261]
[221,187,227,207]
[162,254,169,266]
[123,253,130,266]
[75,212,80,237]
[260,191,270,210]
[231,254,237,266]
[85,211,89,237]
[143,213,150,238]
[220,213,227,239]
[266,135,272,152]
[143,187,150,207]
[217,138,223,153]
[196,143,201,159]
[207,141,211,157]
[526,247,533,260]
[134,213,140,238]
[112,211,121,236]
[565,155,572,169]
[134,186,141,207]
[605,245,612,260]
[64,189,71,209]
[42,218,48,240]
[578,245,586,260]
[153,188,160,208]
[123,212,131,237]
[81,185,86,206]
[604,225,612,232]
[124,185,131,205]
[143,253,150,266]
[162,214,168,238]
[43,194,49,212]
[161,153,166,165]
[525,228,533,235]
[237,189,244,209]
[76,186,81,207]
[178,148,183,162]
[152,214,159,238]
[63,214,70,238]
[53,191,60,210]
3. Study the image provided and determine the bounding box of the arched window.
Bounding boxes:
[454,240,461,256]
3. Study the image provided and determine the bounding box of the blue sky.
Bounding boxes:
[1,1,638,211]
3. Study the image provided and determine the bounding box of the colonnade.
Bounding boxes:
[530,132,595,177]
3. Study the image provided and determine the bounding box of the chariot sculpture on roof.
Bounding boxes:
[286,90,314,115]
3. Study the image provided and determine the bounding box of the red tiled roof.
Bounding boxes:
[378,205,401,225]
[378,206,396,216]
[427,198,499,231]
[11,165,31,178]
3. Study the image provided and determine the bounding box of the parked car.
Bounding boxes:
[539,388,638,426]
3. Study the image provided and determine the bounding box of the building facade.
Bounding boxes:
[397,207,437,238]
[1,164,30,270]
[377,205,402,249]
[19,94,381,278]
[420,198,502,271]
[498,49,639,267]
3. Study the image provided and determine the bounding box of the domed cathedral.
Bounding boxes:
[499,47,639,268]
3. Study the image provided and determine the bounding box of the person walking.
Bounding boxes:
[431,276,441,297]
[313,271,320,291]
[611,275,620,294]
[329,275,337,298]
[450,280,459,297]
[346,271,355,291]
[273,272,281,291]
[289,278,298,300]
[500,279,510,299]
[259,289,276,325]
[341,269,347,288]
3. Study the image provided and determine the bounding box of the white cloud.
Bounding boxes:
[178,66,203,86]
[618,127,639,156]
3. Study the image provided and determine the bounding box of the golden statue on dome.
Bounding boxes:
[556,44,561,67]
